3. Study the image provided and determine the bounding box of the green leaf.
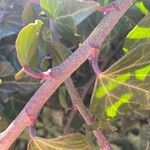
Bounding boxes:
[39,0,63,18]
[0,78,39,104]
[90,40,150,130]
[59,0,98,26]
[123,13,150,53]
[127,26,150,39]
[0,61,15,77]
[40,58,50,71]
[99,0,110,5]
[51,43,72,65]
[16,20,43,67]
[59,86,68,110]
[104,0,110,5]
[3,92,27,120]
[55,21,81,45]
[135,1,149,14]
[0,56,39,103]
[0,8,22,39]
[36,106,64,137]
[51,0,98,44]
[22,2,38,25]
[0,114,9,132]
[40,0,98,36]
[27,133,92,150]
[40,0,98,25]
[56,16,77,33]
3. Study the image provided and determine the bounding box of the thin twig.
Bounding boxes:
[63,77,95,134]
[64,78,112,149]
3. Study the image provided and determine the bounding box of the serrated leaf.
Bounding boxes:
[27,133,92,150]
[90,40,150,129]
[39,0,63,18]
[123,13,150,53]
[16,20,43,68]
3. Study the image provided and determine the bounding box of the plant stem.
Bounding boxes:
[93,129,112,150]
[63,77,95,134]
[0,0,134,149]
[97,2,119,15]
[88,47,101,76]
[64,78,112,149]
[22,65,51,79]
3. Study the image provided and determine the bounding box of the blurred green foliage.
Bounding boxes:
[0,0,150,149]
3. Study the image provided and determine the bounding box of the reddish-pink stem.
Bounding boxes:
[22,65,51,79]
[63,77,95,135]
[30,0,39,4]
[0,1,134,149]
[97,2,119,15]
[88,47,101,76]
[93,130,112,150]
[64,78,112,149]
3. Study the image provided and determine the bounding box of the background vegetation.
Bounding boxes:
[0,0,149,149]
